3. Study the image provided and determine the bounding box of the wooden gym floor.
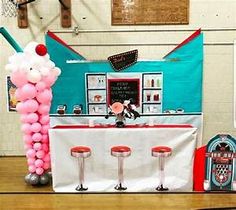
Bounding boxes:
[0,157,236,210]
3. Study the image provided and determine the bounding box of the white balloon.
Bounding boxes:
[27,69,42,83]
[45,61,55,69]
[8,54,17,63]
[43,54,50,61]
[52,67,61,76]
[5,64,17,72]
[40,67,50,76]
[24,42,38,54]
[8,52,24,64]
[20,63,31,73]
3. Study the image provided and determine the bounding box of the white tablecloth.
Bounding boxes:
[49,125,197,192]
[50,113,203,146]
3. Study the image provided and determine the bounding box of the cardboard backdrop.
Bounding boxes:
[45,30,203,114]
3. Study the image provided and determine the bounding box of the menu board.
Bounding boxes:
[107,79,140,106]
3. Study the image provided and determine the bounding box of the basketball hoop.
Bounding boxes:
[1,0,18,17]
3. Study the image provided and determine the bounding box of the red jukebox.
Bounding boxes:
[204,134,236,191]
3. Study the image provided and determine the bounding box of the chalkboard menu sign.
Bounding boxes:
[107,79,140,106]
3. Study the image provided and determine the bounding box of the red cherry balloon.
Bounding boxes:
[35,44,47,56]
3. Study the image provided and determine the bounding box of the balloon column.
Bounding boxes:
[6,42,61,185]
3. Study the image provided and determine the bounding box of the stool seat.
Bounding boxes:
[152,146,172,157]
[71,146,91,158]
[111,146,131,157]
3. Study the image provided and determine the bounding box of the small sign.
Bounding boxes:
[107,78,140,106]
[108,49,138,71]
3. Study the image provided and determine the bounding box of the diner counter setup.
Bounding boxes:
[49,113,202,192]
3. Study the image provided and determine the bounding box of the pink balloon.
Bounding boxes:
[30,123,42,133]
[43,153,50,162]
[24,143,32,150]
[26,113,39,123]
[33,142,42,151]
[27,158,36,165]
[41,134,49,143]
[32,133,43,142]
[23,134,33,144]
[36,150,45,159]
[35,159,44,168]
[35,81,46,92]
[26,149,36,158]
[28,165,36,173]
[21,83,37,99]
[10,71,28,88]
[39,115,50,125]
[42,143,49,152]
[21,123,32,134]
[20,114,28,123]
[15,88,25,101]
[35,167,44,175]
[16,102,27,114]
[24,99,39,113]
[43,162,50,170]
[43,74,56,87]
[38,104,50,114]
[36,89,52,104]
[41,124,50,134]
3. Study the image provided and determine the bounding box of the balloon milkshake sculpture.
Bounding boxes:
[6,42,61,185]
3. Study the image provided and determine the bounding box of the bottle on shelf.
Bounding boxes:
[146,79,150,87]
[153,92,159,101]
[151,79,154,87]
[146,92,151,102]
[156,78,160,87]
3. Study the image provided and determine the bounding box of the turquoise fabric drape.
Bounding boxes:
[46,32,203,114]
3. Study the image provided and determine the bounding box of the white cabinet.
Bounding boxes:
[86,74,107,115]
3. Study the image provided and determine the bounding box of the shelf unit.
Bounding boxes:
[142,73,163,114]
[86,73,107,115]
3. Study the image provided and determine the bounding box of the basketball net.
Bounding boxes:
[1,0,17,17]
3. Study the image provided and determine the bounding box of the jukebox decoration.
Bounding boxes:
[204,134,236,191]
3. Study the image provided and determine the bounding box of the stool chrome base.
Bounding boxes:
[114,183,127,191]
[76,184,88,191]
[156,184,169,191]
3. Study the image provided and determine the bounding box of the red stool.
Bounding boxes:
[152,146,172,191]
[71,146,91,191]
[111,145,131,190]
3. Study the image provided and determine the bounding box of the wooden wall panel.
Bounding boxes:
[112,0,189,25]
[61,0,71,28]
[17,0,28,28]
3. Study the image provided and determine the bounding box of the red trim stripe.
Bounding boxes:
[163,28,201,59]
[47,31,85,59]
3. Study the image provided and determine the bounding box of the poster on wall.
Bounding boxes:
[6,76,18,112]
